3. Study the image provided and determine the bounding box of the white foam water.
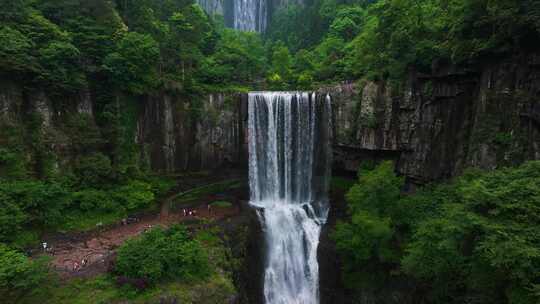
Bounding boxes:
[248,92,332,304]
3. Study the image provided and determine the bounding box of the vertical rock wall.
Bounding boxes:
[327,54,540,184]
[0,78,246,175]
[136,93,246,173]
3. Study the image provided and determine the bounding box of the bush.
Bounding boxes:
[0,180,71,228]
[0,194,26,243]
[332,161,403,273]
[146,176,176,196]
[0,148,27,180]
[72,189,117,212]
[0,244,48,301]
[115,225,210,286]
[73,153,113,187]
[110,180,154,211]
[210,201,233,208]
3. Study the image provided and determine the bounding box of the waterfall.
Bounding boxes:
[234,0,267,31]
[195,0,268,32]
[248,92,332,304]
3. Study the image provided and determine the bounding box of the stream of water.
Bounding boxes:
[248,92,332,304]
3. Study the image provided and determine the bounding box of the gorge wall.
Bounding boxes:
[317,53,540,304]
[0,81,245,176]
[2,53,539,304]
[329,53,540,185]
[2,53,539,183]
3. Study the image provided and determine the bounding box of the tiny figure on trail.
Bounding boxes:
[143,225,153,233]
[183,209,187,216]
[73,262,80,271]
[121,218,127,225]
[192,210,197,216]
[42,242,47,251]
[188,210,193,216]
[82,258,88,266]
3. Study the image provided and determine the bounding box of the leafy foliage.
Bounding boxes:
[265,0,540,84]
[115,225,211,285]
[334,161,540,303]
[103,32,160,94]
[199,28,266,89]
[0,244,48,301]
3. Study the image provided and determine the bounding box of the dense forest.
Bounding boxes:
[0,0,539,303]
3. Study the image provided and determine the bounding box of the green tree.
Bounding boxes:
[268,42,293,89]
[73,153,113,188]
[0,26,35,73]
[38,41,85,90]
[333,161,404,265]
[0,181,71,228]
[0,195,26,243]
[103,32,159,94]
[0,244,48,302]
[115,225,210,285]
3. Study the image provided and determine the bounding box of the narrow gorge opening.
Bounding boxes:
[248,92,332,304]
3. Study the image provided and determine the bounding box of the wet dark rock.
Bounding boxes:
[235,204,265,304]
[318,189,350,304]
[325,53,540,185]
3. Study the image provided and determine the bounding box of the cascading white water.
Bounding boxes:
[234,0,267,31]
[248,92,332,304]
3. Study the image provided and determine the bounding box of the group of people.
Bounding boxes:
[72,258,89,271]
[42,241,90,272]
[182,208,199,217]
[182,204,215,217]
[42,242,53,254]
[142,224,153,233]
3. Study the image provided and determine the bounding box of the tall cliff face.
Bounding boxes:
[329,54,540,184]
[0,80,100,176]
[0,79,245,176]
[136,93,245,173]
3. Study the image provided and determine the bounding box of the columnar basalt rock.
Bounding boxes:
[0,80,246,175]
[0,81,23,122]
[136,93,246,173]
[326,54,540,184]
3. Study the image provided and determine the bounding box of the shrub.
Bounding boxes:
[110,180,154,211]
[115,225,210,286]
[0,194,26,243]
[0,244,48,301]
[210,201,232,208]
[72,189,117,212]
[73,153,113,187]
[0,148,27,180]
[0,180,71,228]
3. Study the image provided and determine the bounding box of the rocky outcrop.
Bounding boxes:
[0,79,246,175]
[0,80,23,122]
[327,54,540,184]
[319,55,540,302]
[235,204,265,304]
[136,93,245,173]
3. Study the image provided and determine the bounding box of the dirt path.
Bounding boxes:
[39,178,246,280]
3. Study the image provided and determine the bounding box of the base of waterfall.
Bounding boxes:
[251,200,328,304]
